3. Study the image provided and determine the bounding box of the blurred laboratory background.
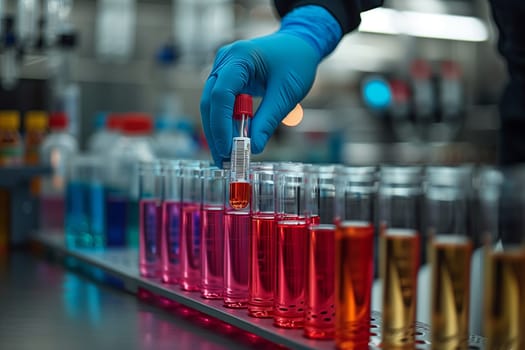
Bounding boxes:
[0,0,506,165]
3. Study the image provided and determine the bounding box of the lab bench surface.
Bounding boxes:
[0,251,253,350]
[26,233,486,350]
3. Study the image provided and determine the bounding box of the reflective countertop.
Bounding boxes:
[0,251,253,350]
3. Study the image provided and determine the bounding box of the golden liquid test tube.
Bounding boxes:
[380,228,420,348]
[484,247,525,350]
[430,235,472,350]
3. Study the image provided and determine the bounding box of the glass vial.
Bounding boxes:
[160,160,182,284]
[305,165,338,339]
[139,160,163,278]
[274,162,308,329]
[180,161,203,291]
[335,166,376,349]
[426,166,472,349]
[201,167,225,299]
[482,167,525,350]
[224,166,250,308]
[378,166,422,348]
[65,155,105,249]
[249,162,276,318]
[229,94,253,209]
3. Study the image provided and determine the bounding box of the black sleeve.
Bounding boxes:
[274,0,383,33]
[488,0,525,165]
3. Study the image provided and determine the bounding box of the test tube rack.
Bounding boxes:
[34,232,486,350]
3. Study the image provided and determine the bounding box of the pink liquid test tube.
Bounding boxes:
[160,160,182,284]
[223,176,250,308]
[201,167,225,299]
[138,161,163,278]
[180,162,204,291]
[249,163,276,318]
[274,163,309,329]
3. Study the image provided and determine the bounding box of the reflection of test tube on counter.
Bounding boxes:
[201,167,225,299]
[426,167,472,349]
[378,166,422,348]
[139,161,163,278]
[160,160,182,284]
[274,163,310,328]
[305,165,337,339]
[482,168,525,350]
[249,163,276,318]
[229,94,253,210]
[335,166,376,349]
[180,161,204,291]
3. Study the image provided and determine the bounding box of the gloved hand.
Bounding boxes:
[200,5,342,166]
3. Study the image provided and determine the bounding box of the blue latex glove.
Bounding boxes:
[200,5,342,166]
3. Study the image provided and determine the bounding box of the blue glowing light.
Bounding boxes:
[363,78,392,110]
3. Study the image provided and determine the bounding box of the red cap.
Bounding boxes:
[441,60,461,79]
[233,94,253,120]
[107,114,123,131]
[410,59,432,79]
[120,113,153,135]
[49,112,68,130]
[390,79,410,103]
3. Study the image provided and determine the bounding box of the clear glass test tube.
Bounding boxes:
[482,167,525,350]
[65,155,105,249]
[335,166,376,349]
[249,162,276,318]
[426,166,472,349]
[201,167,225,299]
[160,160,181,284]
[274,162,309,329]
[223,164,250,308]
[229,94,253,210]
[305,165,338,340]
[180,161,204,291]
[378,166,422,348]
[138,160,163,278]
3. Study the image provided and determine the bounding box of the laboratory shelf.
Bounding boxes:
[34,233,486,350]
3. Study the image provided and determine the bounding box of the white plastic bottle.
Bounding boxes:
[105,113,155,248]
[88,113,122,154]
[40,112,78,231]
[153,117,197,159]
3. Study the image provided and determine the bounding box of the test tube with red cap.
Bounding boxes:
[229,94,253,210]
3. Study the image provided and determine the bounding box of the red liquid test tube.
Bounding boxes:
[160,160,182,284]
[249,163,276,318]
[138,161,162,278]
[275,219,308,328]
[274,163,308,329]
[180,162,204,291]
[304,165,338,339]
[201,167,225,299]
[224,174,250,308]
[306,224,335,339]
